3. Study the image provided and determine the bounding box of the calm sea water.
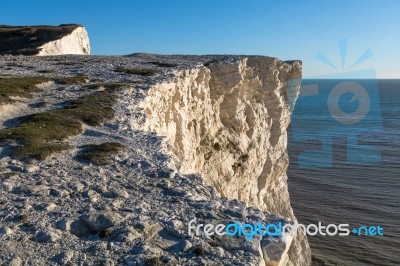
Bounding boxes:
[287,79,400,266]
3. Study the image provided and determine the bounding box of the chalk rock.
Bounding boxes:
[0,24,90,56]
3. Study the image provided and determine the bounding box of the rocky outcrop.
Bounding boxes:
[0,55,310,265]
[142,56,311,265]
[0,24,90,56]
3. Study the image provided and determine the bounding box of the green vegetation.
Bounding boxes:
[0,76,88,104]
[0,112,81,160]
[0,77,51,104]
[149,61,178,67]
[99,228,113,239]
[37,69,54,74]
[77,142,124,165]
[62,90,116,126]
[114,67,157,76]
[0,89,118,161]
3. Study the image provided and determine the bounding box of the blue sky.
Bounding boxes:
[1,0,399,78]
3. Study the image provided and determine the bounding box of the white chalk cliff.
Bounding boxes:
[0,54,311,265]
[37,26,90,56]
[142,56,311,265]
[0,24,90,56]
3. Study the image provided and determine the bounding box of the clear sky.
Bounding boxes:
[1,0,399,78]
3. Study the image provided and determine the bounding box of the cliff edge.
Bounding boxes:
[142,55,311,265]
[0,24,90,56]
[0,54,310,265]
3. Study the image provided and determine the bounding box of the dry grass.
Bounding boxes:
[78,142,124,165]
[0,88,118,161]
[114,67,157,76]
[0,76,88,104]
[148,61,177,68]
[0,77,51,104]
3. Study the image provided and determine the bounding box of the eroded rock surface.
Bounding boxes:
[142,56,310,265]
[0,54,310,265]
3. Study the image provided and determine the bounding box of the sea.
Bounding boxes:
[287,79,400,266]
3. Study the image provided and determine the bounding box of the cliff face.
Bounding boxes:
[0,55,310,265]
[142,56,311,265]
[0,24,90,56]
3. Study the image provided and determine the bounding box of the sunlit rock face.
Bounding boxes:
[0,54,310,265]
[0,24,90,56]
[142,56,311,265]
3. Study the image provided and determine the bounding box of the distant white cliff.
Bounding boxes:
[37,26,90,56]
[0,24,90,56]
